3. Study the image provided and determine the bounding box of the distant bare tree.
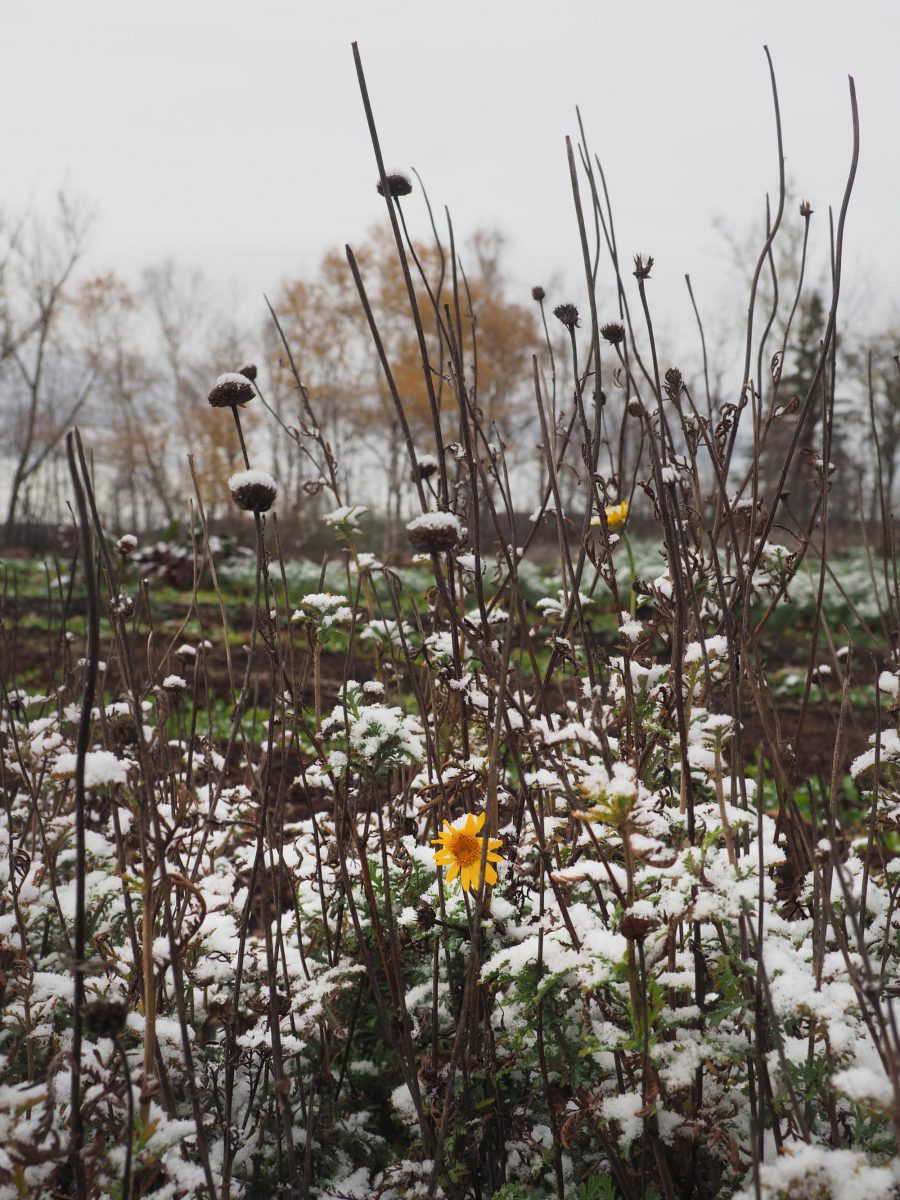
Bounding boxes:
[141,261,250,521]
[74,272,176,528]
[864,343,900,528]
[75,262,251,530]
[269,224,541,548]
[1,193,93,541]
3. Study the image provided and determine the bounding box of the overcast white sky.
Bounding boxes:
[4,0,898,365]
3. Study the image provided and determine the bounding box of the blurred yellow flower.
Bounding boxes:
[432,811,504,893]
[591,500,630,530]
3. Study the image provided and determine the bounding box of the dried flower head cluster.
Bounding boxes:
[376,172,413,198]
[664,366,684,401]
[632,253,654,280]
[229,468,278,512]
[81,998,128,1040]
[207,372,256,408]
[553,302,580,329]
[410,453,439,482]
[406,510,462,553]
[207,368,280,516]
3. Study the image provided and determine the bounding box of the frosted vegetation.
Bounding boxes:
[2,46,899,1200]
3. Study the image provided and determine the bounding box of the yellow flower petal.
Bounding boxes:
[592,500,630,530]
[428,810,506,894]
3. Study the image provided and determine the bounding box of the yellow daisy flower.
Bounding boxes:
[591,500,630,530]
[431,811,505,893]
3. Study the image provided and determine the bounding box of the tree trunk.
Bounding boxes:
[3,466,26,546]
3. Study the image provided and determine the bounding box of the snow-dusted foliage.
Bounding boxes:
[2,64,894,1198]
[3,515,899,1198]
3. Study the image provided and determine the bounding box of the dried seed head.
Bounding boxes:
[531,285,546,302]
[406,511,462,554]
[238,363,258,382]
[416,900,437,931]
[800,199,813,218]
[553,303,580,330]
[633,254,654,281]
[664,367,684,401]
[376,173,413,198]
[208,372,255,409]
[81,998,128,1039]
[115,534,138,557]
[113,593,135,618]
[161,674,187,696]
[411,453,439,482]
[601,322,625,346]
[229,469,278,513]
[618,910,659,942]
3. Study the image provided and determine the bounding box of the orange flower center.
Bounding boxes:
[451,831,480,866]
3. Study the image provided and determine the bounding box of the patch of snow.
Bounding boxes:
[52,750,129,787]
